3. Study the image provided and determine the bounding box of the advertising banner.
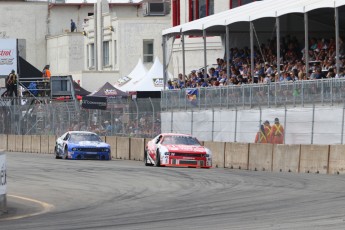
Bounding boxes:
[0,39,17,76]
[82,96,107,110]
[0,154,6,195]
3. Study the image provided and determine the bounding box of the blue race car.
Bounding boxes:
[55,131,111,160]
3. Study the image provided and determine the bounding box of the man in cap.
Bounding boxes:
[271,118,284,144]
[263,120,272,143]
[7,69,17,97]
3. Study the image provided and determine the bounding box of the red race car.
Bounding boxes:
[144,133,212,168]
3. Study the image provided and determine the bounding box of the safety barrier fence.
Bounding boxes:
[0,98,161,137]
[161,78,345,111]
[1,134,344,175]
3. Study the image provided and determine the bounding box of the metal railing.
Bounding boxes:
[161,78,345,111]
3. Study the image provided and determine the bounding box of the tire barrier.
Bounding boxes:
[2,135,345,175]
[0,152,7,215]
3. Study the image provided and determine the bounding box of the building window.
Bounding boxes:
[230,0,257,9]
[143,39,154,63]
[103,41,110,66]
[89,43,95,68]
[114,40,117,68]
[172,0,180,26]
[189,0,214,21]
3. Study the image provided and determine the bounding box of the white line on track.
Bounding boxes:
[0,194,54,221]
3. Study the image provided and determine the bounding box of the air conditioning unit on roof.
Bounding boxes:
[143,2,166,16]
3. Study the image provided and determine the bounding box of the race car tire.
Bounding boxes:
[55,146,61,159]
[144,150,153,166]
[155,151,161,167]
[64,147,68,160]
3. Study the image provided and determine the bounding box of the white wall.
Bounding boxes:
[47,33,84,75]
[0,2,48,70]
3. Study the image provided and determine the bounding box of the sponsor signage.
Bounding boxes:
[153,78,163,87]
[104,89,118,96]
[0,154,6,195]
[82,96,107,110]
[116,76,131,86]
[0,39,17,76]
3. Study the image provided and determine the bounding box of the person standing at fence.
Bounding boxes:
[42,65,51,97]
[255,125,268,143]
[271,118,284,144]
[263,120,272,143]
[7,69,17,97]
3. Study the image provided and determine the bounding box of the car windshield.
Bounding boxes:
[69,133,102,143]
[161,136,200,146]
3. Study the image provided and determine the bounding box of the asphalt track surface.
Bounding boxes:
[1,152,345,230]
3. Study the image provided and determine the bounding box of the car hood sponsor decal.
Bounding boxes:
[164,145,206,153]
[75,141,109,147]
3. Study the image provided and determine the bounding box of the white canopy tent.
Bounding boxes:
[118,58,148,92]
[161,0,345,87]
[163,0,343,36]
[131,57,173,92]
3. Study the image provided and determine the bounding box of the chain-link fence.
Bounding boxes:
[161,79,345,111]
[0,98,161,138]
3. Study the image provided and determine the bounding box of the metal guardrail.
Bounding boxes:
[161,79,345,111]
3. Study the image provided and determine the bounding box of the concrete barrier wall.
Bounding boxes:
[31,135,41,153]
[273,145,301,173]
[225,142,249,170]
[105,136,117,159]
[328,145,345,175]
[2,134,345,176]
[7,135,15,152]
[40,135,49,154]
[300,145,329,174]
[0,135,7,151]
[116,137,130,160]
[48,136,56,154]
[23,135,32,152]
[204,141,225,168]
[248,144,274,171]
[15,135,23,152]
[130,138,144,161]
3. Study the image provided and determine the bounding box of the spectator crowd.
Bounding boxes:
[168,35,345,89]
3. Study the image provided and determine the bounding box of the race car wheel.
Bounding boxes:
[144,150,152,166]
[64,147,68,160]
[155,151,161,167]
[55,146,61,159]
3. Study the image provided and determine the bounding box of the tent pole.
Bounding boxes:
[250,22,254,80]
[304,12,309,78]
[226,25,230,79]
[182,32,186,82]
[203,28,207,79]
[162,35,167,90]
[276,16,281,78]
[335,7,340,75]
